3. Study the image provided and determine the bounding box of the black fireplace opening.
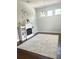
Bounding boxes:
[27,28,32,35]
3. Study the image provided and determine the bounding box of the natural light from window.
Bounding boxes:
[39,8,61,17]
[55,9,61,15]
[40,11,46,17]
[47,10,53,16]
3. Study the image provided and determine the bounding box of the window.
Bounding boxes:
[47,10,53,16]
[55,9,61,15]
[40,11,46,17]
[40,10,53,17]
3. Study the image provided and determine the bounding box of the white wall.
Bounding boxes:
[35,3,61,33]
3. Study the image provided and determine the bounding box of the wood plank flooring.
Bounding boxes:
[17,48,53,59]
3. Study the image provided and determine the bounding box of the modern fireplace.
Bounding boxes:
[26,20,34,39]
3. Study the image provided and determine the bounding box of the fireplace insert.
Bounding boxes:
[27,28,32,35]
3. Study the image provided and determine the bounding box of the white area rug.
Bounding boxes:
[18,34,59,59]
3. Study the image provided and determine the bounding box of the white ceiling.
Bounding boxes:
[18,0,61,8]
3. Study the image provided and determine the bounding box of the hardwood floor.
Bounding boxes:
[17,33,61,59]
[17,48,53,59]
[57,34,61,59]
